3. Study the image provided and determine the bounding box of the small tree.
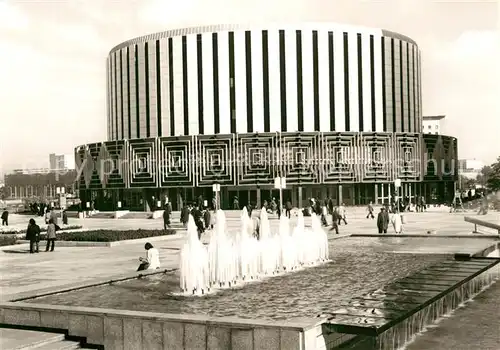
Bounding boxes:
[486,157,500,191]
[476,165,493,187]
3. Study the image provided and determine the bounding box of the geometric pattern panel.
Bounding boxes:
[441,135,458,180]
[320,132,359,183]
[73,131,459,189]
[158,136,194,187]
[394,133,421,181]
[74,145,88,190]
[236,133,276,185]
[128,138,158,188]
[422,134,440,180]
[87,143,104,190]
[101,140,127,188]
[358,133,393,182]
[196,134,236,186]
[277,132,320,184]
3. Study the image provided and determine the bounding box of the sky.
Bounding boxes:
[0,0,499,175]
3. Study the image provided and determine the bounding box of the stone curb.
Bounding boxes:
[2,268,178,303]
[351,234,500,239]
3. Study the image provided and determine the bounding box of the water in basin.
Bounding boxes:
[28,237,458,321]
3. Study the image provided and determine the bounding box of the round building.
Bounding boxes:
[75,23,457,211]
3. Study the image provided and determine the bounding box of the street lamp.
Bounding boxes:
[274,177,286,213]
[394,178,401,213]
[212,184,221,210]
[56,186,65,223]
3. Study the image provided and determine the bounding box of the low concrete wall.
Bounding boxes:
[152,210,164,219]
[115,210,130,219]
[0,302,324,349]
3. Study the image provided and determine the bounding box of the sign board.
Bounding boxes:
[394,179,401,188]
[274,177,281,189]
[117,201,122,208]
[274,177,287,189]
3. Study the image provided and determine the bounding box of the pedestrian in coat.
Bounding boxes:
[1,210,8,226]
[45,219,57,252]
[26,218,41,253]
[330,208,340,234]
[163,203,172,229]
[377,207,389,234]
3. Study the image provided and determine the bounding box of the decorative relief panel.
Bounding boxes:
[101,141,127,188]
[196,134,235,186]
[394,133,421,181]
[277,133,320,184]
[74,145,88,190]
[320,133,359,183]
[236,133,276,185]
[87,143,103,189]
[158,136,194,187]
[128,138,158,188]
[359,133,393,182]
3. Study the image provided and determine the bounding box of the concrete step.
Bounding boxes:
[0,328,80,350]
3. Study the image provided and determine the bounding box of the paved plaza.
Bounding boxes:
[1,206,498,301]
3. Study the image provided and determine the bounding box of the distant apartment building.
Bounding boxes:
[458,159,484,179]
[49,153,75,171]
[422,115,445,135]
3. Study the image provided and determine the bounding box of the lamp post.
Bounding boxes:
[212,184,221,210]
[394,178,401,213]
[274,177,286,213]
[56,186,65,222]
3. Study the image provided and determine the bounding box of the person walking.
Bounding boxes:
[337,203,348,225]
[285,200,292,218]
[45,219,57,252]
[330,208,340,234]
[1,210,8,226]
[366,201,375,219]
[26,218,41,253]
[163,203,172,229]
[377,207,389,234]
[391,212,403,234]
[62,210,68,225]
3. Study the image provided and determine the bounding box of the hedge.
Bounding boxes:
[0,229,177,246]
[0,235,17,246]
[0,225,83,235]
[39,229,177,242]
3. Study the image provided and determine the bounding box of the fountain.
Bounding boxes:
[179,208,330,295]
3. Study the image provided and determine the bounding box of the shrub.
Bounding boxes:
[0,235,18,246]
[39,229,177,242]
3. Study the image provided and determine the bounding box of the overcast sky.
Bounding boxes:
[0,0,498,174]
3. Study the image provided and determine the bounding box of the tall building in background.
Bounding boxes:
[422,115,445,135]
[49,153,75,171]
[74,23,458,211]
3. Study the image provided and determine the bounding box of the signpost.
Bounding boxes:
[212,184,221,210]
[394,179,402,213]
[274,177,286,213]
[56,186,65,223]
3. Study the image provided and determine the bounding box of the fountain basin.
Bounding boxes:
[21,238,454,321]
[324,257,500,349]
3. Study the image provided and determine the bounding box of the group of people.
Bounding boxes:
[25,217,59,253]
